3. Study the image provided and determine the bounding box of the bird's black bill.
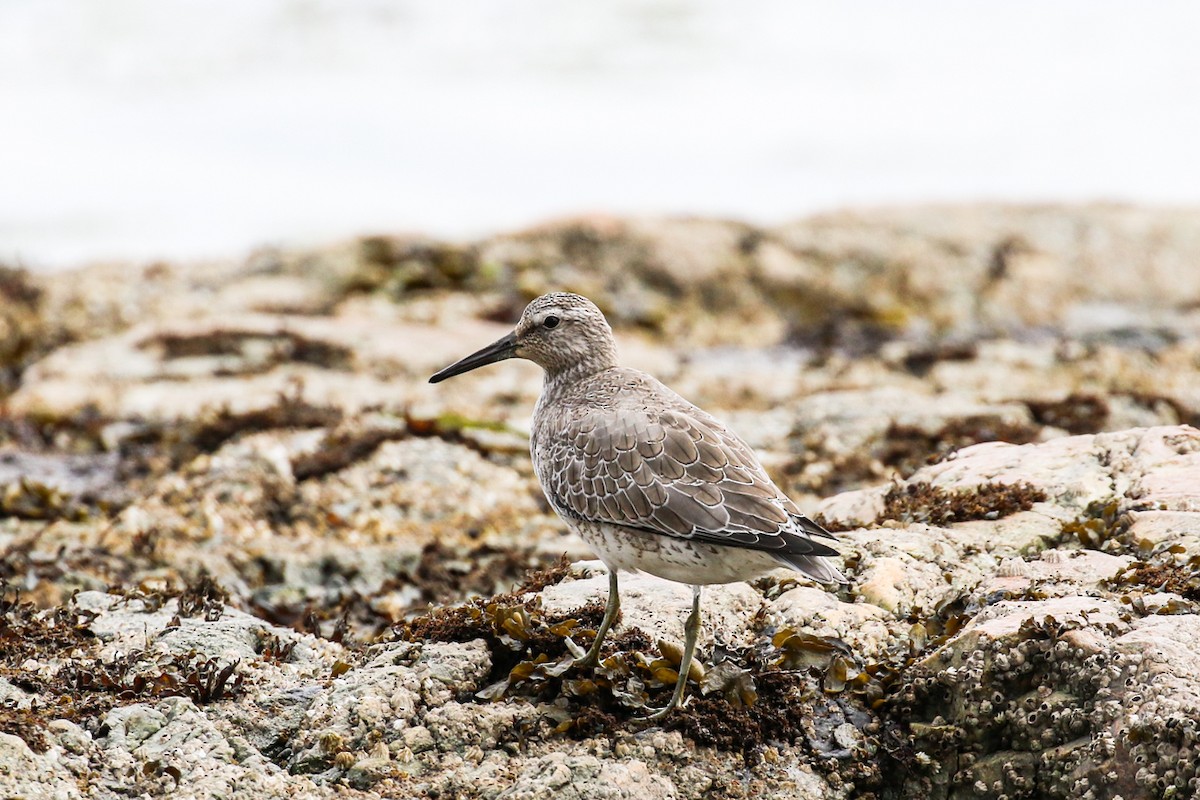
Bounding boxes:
[428,332,517,383]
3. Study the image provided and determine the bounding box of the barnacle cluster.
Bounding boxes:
[889,612,1200,799]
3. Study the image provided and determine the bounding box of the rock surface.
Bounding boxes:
[2,205,1200,799]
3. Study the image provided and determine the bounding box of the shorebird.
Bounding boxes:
[430,292,844,718]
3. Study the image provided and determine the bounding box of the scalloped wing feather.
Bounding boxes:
[537,389,839,561]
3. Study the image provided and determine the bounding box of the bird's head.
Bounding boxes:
[429,292,617,383]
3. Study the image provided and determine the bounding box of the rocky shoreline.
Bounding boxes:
[2,204,1199,799]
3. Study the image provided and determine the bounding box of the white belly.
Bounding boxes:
[568,519,785,586]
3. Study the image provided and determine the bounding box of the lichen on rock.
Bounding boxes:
[4,208,1200,798]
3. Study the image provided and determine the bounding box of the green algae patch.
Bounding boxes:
[405,410,512,437]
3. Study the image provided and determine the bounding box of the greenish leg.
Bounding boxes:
[644,586,701,721]
[576,569,620,668]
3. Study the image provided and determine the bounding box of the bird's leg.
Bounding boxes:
[644,585,701,721]
[575,569,620,668]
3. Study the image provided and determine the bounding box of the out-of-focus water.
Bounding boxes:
[2,0,1199,270]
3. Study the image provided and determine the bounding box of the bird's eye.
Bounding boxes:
[543,315,560,329]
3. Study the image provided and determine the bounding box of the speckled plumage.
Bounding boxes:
[531,362,844,585]
[430,292,845,717]
[436,291,844,587]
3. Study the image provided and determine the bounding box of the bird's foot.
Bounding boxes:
[566,634,603,670]
[637,696,686,722]
[572,653,600,670]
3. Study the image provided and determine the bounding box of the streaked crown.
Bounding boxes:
[514,293,618,377]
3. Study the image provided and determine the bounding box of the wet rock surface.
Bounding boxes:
[3,205,1200,799]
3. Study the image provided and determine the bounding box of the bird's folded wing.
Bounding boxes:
[541,407,838,557]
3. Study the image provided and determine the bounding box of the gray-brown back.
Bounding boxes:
[531,366,839,563]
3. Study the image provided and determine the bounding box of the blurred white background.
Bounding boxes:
[2,0,1199,270]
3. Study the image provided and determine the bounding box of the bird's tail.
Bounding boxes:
[777,553,848,586]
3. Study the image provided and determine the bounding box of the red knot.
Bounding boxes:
[430,292,844,718]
